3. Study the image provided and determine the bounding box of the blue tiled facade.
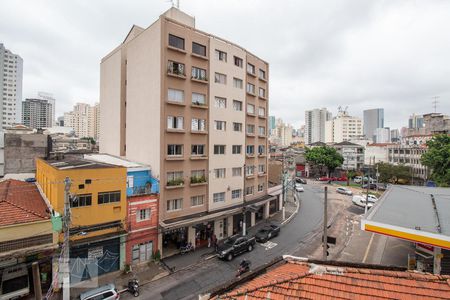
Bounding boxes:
[126,169,159,197]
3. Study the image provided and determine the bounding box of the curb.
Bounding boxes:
[280,196,300,227]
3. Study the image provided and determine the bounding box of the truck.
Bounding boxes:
[216,235,256,261]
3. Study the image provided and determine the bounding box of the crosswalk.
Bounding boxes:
[260,241,278,250]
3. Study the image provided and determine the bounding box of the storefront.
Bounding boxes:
[162,227,188,251]
[269,199,279,215]
[194,222,214,248]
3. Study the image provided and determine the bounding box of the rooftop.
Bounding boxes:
[213,256,450,299]
[363,185,450,249]
[84,154,149,170]
[44,158,119,170]
[0,180,51,226]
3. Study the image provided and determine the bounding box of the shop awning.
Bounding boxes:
[361,186,450,250]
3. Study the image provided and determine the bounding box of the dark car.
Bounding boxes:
[362,183,377,190]
[255,224,280,243]
[217,235,256,261]
[24,177,36,183]
[295,177,307,184]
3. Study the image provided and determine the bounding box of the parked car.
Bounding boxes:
[336,187,352,195]
[295,183,304,192]
[79,284,120,300]
[217,235,256,261]
[366,194,379,203]
[353,176,362,183]
[255,224,280,243]
[335,176,348,182]
[295,177,307,184]
[362,183,378,190]
[352,195,374,209]
[318,176,334,181]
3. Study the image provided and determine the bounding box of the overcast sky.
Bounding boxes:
[1,0,449,129]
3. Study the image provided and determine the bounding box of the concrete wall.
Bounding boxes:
[4,133,48,174]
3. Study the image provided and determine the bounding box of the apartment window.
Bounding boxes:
[70,194,92,208]
[167,61,185,76]
[247,104,255,114]
[232,167,242,177]
[245,165,255,176]
[192,42,206,56]
[246,83,255,94]
[167,171,184,186]
[232,145,242,154]
[192,93,206,105]
[214,97,227,108]
[259,69,266,79]
[214,168,226,178]
[233,122,242,132]
[247,124,255,134]
[233,78,243,89]
[247,63,255,74]
[246,145,255,156]
[214,120,226,131]
[214,145,226,154]
[245,186,254,196]
[233,100,243,111]
[167,198,182,211]
[215,49,227,62]
[192,67,207,81]
[167,144,183,156]
[213,192,225,203]
[214,73,227,84]
[258,107,265,117]
[191,195,204,207]
[169,34,185,50]
[168,88,184,103]
[191,118,206,131]
[258,164,266,173]
[232,189,242,199]
[258,183,265,192]
[234,56,243,68]
[137,208,151,222]
[259,88,266,98]
[258,126,266,136]
[167,116,184,130]
[191,144,205,156]
[258,145,265,155]
[98,191,121,204]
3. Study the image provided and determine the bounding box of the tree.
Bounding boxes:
[375,162,411,184]
[305,146,344,177]
[421,134,450,187]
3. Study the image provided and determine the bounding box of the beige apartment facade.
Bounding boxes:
[100,8,276,256]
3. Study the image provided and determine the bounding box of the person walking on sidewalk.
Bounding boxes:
[212,234,218,252]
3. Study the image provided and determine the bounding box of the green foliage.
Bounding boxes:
[190,175,207,184]
[376,162,411,184]
[305,146,344,175]
[153,249,161,261]
[421,134,450,187]
[167,178,184,186]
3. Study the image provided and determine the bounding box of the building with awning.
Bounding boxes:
[361,185,450,274]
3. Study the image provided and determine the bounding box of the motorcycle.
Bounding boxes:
[180,242,194,255]
[128,278,140,297]
[236,260,251,277]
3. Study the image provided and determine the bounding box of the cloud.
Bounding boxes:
[1,0,449,129]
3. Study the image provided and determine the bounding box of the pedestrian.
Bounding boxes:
[212,233,218,251]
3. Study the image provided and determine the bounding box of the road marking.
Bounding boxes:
[362,233,375,263]
[261,241,278,250]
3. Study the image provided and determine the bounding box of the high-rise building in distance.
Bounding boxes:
[363,108,384,141]
[64,102,100,141]
[0,43,23,129]
[305,108,332,145]
[22,94,55,129]
[325,110,363,143]
[100,8,275,256]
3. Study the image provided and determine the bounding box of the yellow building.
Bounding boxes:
[36,157,128,278]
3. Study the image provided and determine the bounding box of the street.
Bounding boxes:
[121,181,415,300]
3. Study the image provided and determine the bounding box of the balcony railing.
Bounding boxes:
[190,175,207,184]
[167,178,184,187]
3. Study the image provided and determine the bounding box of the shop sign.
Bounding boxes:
[165,227,186,234]
[88,246,103,259]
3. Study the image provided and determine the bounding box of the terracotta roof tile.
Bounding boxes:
[215,260,450,300]
[0,179,50,226]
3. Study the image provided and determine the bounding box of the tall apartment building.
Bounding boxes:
[305,108,331,145]
[100,8,276,256]
[363,108,384,141]
[409,113,424,130]
[22,96,54,129]
[325,110,363,143]
[0,43,23,129]
[64,102,100,141]
[374,127,391,143]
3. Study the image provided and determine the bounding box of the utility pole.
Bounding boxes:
[282,151,287,220]
[322,186,328,261]
[365,157,371,215]
[62,177,71,300]
[242,164,246,236]
[32,262,42,300]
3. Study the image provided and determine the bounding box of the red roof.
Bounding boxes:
[0,180,51,226]
[215,259,450,299]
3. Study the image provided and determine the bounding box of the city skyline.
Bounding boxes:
[1,1,449,130]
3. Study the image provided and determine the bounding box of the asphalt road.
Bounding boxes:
[123,184,326,300]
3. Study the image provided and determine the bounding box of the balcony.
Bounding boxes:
[191,75,208,84]
[190,175,207,186]
[166,155,184,161]
[167,67,186,79]
[190,155,208,160]
[191,102,208,109]
[191,130,208,135]
[166,178,184,189]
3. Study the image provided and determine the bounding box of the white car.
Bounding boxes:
[295,183,304,192]
[352,194,379,208]
[336,187,352,195]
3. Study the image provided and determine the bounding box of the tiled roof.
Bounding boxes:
[0,180,51,226]
[215,259,450,299]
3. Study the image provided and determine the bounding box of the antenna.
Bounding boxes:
[431,96,439,113]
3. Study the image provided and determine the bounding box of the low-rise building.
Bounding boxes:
[36,157,127,281]
[364,143,393,164]
[332,141,364,171]
[0,179,58,297]
[387,144,428,181]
